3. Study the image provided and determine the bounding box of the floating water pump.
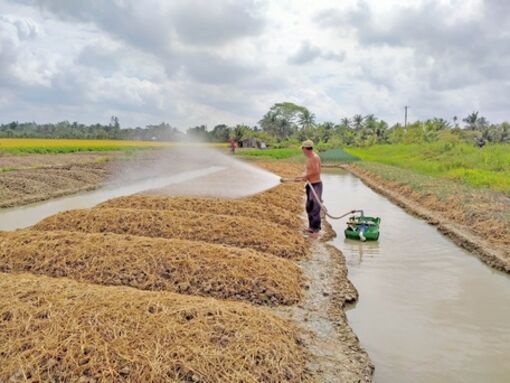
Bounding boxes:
[344,211,381,241]
[280,178,381,241]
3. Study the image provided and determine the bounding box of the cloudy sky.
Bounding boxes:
[0,0,509,129]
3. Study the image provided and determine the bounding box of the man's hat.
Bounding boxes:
[301,140,313,149]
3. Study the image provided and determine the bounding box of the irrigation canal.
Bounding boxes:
[323,169,510,382]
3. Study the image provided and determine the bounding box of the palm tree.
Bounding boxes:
[298,109,316,131]
[340,117,351,128]
[352,114,364,130]
[463,112,479,130]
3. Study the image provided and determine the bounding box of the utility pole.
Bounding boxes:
[404,105,410,128]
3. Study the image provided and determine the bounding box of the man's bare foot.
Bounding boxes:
[303,228,314,234]
[308,231,320,239]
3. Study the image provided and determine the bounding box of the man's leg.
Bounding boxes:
[305,184,314,230]
[309,183,322,233]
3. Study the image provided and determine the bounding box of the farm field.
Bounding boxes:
[0,138,226,154]
[346,142,510,194]
[0,142,222,208]
[238,147,302,159]
[0,156,371,382]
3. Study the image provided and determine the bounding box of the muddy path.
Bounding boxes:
[274,223,373,382]
[340,164,509,273]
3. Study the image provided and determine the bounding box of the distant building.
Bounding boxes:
[239,137,267,149]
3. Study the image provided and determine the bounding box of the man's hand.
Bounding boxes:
[294,175,306,182]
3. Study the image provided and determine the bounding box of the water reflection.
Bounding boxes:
[343,238,380,266]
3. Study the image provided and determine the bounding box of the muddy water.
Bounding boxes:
[322,169,510,383]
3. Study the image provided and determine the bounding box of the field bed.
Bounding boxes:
[0,231,303,305]
[243,183,305,215]
[98,195,302,230]
[31,208,308,259]
[0,273,308,382]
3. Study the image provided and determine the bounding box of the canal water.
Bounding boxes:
[322,169,510,382]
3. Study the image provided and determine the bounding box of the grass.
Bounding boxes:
[238,147,302,159]
[346,142,510,194]
[0,139,225,154]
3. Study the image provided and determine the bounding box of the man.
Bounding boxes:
[295,140,322,238]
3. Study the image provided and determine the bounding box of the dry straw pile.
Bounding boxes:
[254,161,305,178]
[0,231,302,305]
[243,183,305,215]
[0,273,309,382]
[31,208,307,259]
[98,195,302,230]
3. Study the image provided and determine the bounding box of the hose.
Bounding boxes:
[280,177,363,220]
[305,181,363,220]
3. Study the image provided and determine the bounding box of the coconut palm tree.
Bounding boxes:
[352,114,364,130]
[340,117,351,128]
[298,109,316,131]
[463,112,479,130]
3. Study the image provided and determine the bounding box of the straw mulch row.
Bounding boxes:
[0,273,309,383]
[0,231,303,306]
[243,182,305,215]
[31,208,308,259]
[249,160,305,179]
[97,195,302,230]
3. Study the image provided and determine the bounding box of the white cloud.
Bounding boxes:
[0,0,508,128]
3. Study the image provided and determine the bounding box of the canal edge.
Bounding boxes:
[337,164,510,274]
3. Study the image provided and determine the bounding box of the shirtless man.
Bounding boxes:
[294,140,322,238]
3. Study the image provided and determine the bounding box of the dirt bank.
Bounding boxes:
[343,163,510,273]
[0,152,119,207]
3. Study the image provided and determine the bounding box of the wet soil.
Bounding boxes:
[0,153,121,207]
[274,234,373,382]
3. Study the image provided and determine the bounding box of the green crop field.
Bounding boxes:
[346,142,510,193]
[0,139,226,154]
[238,147,302,159]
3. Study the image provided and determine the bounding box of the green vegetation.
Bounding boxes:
[0,139,172,154]
[0,139,225,155]
[347,142,510,194]
[3,103,509,149]
[319,149,360,163]
[238,148,302,159]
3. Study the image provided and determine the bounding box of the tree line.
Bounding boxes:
[1,103,509,147]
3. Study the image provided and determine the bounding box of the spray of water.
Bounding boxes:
[107,144,281,198]
[0,145,282,231]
